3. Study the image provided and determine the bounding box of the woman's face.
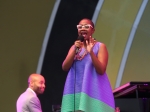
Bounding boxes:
[77,19,95,40]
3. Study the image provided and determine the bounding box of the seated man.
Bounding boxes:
[16,73,45,112]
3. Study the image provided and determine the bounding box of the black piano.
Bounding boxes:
[113,82,150,112]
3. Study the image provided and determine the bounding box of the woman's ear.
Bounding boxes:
[92,28,95,34]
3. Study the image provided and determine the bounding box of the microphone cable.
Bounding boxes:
[74,59,77,112]
[74,48,79,112]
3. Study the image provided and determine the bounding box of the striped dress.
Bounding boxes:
[61,42,115,112]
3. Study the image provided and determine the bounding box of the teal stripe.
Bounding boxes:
[61,92,115,112]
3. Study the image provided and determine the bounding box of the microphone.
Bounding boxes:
[77,35,84,42]
[76,35,84,54]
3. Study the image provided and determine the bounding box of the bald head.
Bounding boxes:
[28,73,45,95]
[28,74,42,84]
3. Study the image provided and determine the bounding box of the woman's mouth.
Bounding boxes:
[80,31,87,37]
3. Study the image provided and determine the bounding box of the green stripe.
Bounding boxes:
[61,92,114,112]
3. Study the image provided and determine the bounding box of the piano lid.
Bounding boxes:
[113,81,150,98]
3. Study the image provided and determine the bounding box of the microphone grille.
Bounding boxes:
[77,35,84,42]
